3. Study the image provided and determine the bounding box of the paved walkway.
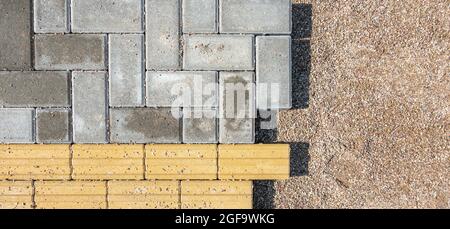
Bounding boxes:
[0,0,292,209]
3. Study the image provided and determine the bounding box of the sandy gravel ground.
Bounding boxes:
[255,0,449,209]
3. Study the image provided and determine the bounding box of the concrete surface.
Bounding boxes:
[183,0,217,33]
[255,0,450,209]
[34,0,68,33]
[0,108,34,143]
[36,109,70,143]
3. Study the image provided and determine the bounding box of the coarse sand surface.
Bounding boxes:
[255,0,449,208]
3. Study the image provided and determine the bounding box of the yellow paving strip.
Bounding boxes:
[0,144,289,209]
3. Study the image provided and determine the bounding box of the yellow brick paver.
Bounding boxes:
[145,144,217,180]
[0,181,33,209]
[218,144,290,180]
[181,181,252,209]
[35,181,107,209]
[0,144,70,180]
[72,144,144,180]
[108,181,179,209]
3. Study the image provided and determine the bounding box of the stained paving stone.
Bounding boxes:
[0,108,33,143]
[0,71,69,107]
[220,0,291,34]
[0,0,31,70]
[71,0,143,33]
[183,108,218,143]
[219,72,255,144]
[183,0,217,33]
[146,71,217,107]
[110,108,181,143]
[109,34,144,107]
[34,0,68,33]
[146,0,180,70]
[72,72,107,143]
[34,34,106,70]
[183,35,254,70]
[256,36,292,109]
[36,109,70,143]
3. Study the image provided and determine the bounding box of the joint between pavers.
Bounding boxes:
[30,0,35,71]
[105,180,109,209]
[69,144,74,180]
[31,180,36,209]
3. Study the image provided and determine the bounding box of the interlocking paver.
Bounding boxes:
[181,181,252,209]
[0,108,33,143]
[108,181,179,209]
[72,144,144,180]
[109,34,144,107]
[71,0,143,33]
[146,0,180,70]
[35,181,107,209]
[219,72,255,143]
[34,34,106,70]
[146,71,218,107]
[183,0,217,33]
[0,0,31,70]
[256,36,292,109]
[183,108,218,143]
[0,71,69,107]
[0,181,33,209]
[220,0,291,34]
[36,109,70,143]
[183,35,254,70]
[34,0,69,33]
[145,144,217,180]
[0,144,70,180]
[110,108,181,143]
[72,72,107,143]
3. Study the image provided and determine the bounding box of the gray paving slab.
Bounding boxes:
[146,0,180,70]
[146,71,217,107]
[220,0,291,34]
[36,109,70,143]
[34,0,69,33]
[72,71,107,143]
[0,108,34,143]
[109,34,144,107]
[183,108,218,143]
[35,34,106,70]
[0,71,69,107]
[183,0,217,33]
[110,108,181,143]
[183,35,254,70]
[71,0,143,33]
[256,36,292,109]
[0,0,31,70]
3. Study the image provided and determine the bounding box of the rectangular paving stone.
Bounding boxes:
[220,0,291,34]
[109,34,144,107]
[0,181,33,209]
[35,34,106,70]
[0,0,31,70]
[108,181,179,209]
[72,72,107,143]
[219,72,255,143]
[181,181,252,209]
[218,144,290,180]
[0,109,33,143]
[0,144,71,180]
[34,0,69,33]
[35,181,107,209]
[183,0,217,33]
[183,108,218,143]
[256,36,292,109]
[146,71,217,107]
[71,0,143,33]
[110,108,181,143]
[146,0,180,70]
[72,144,144,180]
[145,144,217,180]
[183,35,254,70]
[36,109,70,143]
[0,71,69,107]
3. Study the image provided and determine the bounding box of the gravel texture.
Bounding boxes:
[255,0,449,209]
